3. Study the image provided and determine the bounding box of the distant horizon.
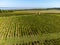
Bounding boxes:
[0,7,60,10]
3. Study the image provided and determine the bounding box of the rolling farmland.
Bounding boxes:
[0,10,60,45]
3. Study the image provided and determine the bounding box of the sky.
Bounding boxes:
[0,0,60,8]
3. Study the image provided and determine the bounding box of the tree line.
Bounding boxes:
[0,10,14,13]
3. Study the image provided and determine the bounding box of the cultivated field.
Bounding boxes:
[0,10,60,45]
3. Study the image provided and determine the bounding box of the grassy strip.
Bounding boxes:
[0,32,60,45]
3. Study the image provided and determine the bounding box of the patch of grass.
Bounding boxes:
[0,13,60,45]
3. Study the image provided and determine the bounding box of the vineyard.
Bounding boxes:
[0,13,60,45]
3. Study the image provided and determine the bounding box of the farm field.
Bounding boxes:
[1,10,60,15]
[0,11,60,45]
